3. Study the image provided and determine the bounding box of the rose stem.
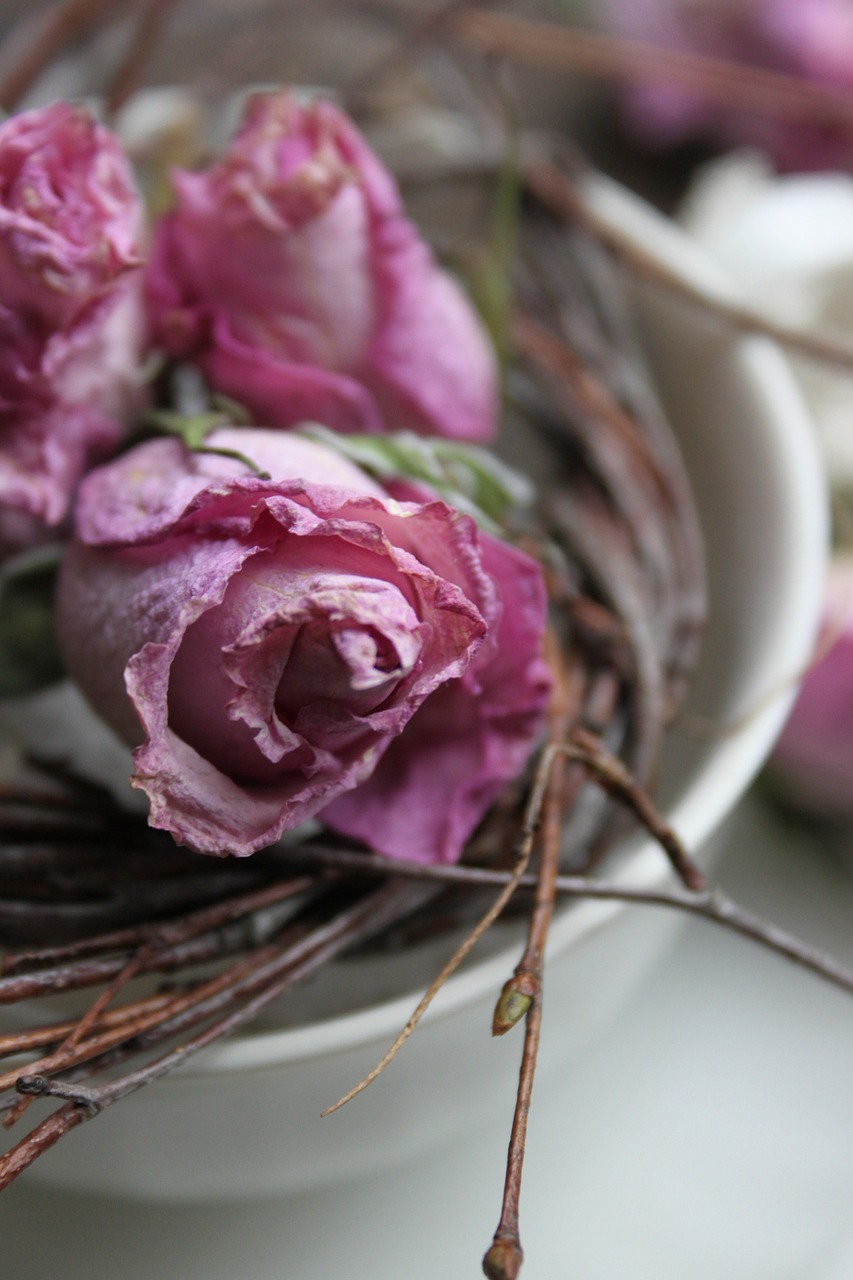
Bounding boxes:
[526,158,853,379]
[483,643,584,1280]
[452,9,853,135]
[0,0,122,111]
[0,879,435,1191]
[104,0,181,115]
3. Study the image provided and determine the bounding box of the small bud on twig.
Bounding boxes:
[492,973,538,1036]
[483,1239,524,1280]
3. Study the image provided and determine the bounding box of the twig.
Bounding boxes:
[0,879,436,1191]
[525,159,853,378]
[293,844,853,999]
[320,732,571,1119]
[484,643,581,1280]
[562,727,706,892]
[0,0,122,111]
[105,0,182,115]
[451,9,853,134]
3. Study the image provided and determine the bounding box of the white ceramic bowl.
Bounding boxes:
[20,176,826,1201]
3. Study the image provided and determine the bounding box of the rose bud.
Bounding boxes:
[770,556,853,821]
[0,103,147,529]
[146,91,498,444]
[56,429,550,862]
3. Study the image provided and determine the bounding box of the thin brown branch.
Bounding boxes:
[452,9,853,133]
[0,879,433,1191]
[0,0,123,111]
[525,159,853,377]
[293,842,853,999]
[0,873,318,1000]
[563,727,706,892]
[320,731,569,1119]
[484,644,581,1279]
[0,989,176,1058]
[2,939,153,1130]
[105,0,182,115]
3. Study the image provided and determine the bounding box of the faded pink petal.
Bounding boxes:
[56,429,548,861]
[323,535,552,862]
[147,91,497,442]
[0,103,148,526]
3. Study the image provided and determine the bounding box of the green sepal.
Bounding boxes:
[299,425,534,537]
[0,547,65,698]
[144,409,270,478]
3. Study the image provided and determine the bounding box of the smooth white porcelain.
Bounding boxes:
[17,176,827,1201]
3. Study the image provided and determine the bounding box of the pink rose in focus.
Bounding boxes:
[0,103,147,527]
[56,429,550,861]
[146,91,498,443]
[600,0,853,170]
[771,557,853,819]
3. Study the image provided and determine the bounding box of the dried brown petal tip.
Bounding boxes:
[483,1239,524,1280]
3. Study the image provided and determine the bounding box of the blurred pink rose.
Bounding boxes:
[600,0,853,170]
[147,91,498,443]
[56,429,549,861]
[0,103,147,527]
[771,557,853,819]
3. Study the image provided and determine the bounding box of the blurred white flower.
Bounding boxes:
[682,150,853,483]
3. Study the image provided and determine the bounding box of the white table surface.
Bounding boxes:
[3,793,853,1280]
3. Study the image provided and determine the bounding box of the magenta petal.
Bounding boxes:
[322,534,551,863]
[0,103,147,524]
[200,325,386,435]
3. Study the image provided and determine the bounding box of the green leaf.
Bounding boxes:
[0,548,65,697]
[299,426,534,536]
[143,409,271,478]
[144,408,228,451]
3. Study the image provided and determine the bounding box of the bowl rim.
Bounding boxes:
[168,174,828,1079]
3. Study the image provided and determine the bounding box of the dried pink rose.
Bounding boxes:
[771,557,853,820]
[0,103,147,527]
[146,91,498,443]
[600,0,853,170]
[56,429,549,862]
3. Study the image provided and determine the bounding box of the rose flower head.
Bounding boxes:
[56,429,550,862]
[0,103,147,530]
[146,91,498,444]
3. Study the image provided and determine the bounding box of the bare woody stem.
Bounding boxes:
[105,0,182,115]
[452,9,853,134]
[320,729,569,1119]
[525,160,853,379]
[0,0,122,111]
[484,646,584,1280]
[0,879,436,1192]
